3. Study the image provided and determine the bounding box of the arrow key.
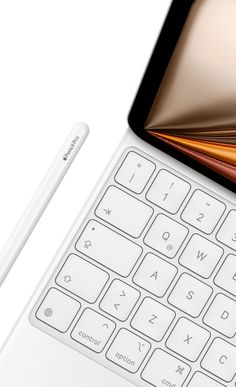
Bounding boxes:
[100,279,140,321]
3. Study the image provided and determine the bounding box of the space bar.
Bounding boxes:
[75,220,142,277]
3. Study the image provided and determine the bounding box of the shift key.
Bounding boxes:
[76,220,142,277]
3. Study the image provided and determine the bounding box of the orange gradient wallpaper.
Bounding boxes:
[145,0,236,184]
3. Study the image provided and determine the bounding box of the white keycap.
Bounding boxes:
[217,210,236,250]
[215,254,236,296]
[146,169,190,214]
[144,214,188,258]
[115,151,155,194]
[76,220,142,277]
[142,349,190,387]
[36,288,80,333]
[100,279,140,321]
[179,234,223,278]
[131,297,175,341]
[168,273,212,317]
[201,338,236,382]
[181,190,226,234]
[56,254,109,303]
[106,329,150,373]
[95,186,153,238]
[188,372,226,387]
[203,293,236,338]
[133,253,177,297]
[71,309,115,353]
[166,318,210,362]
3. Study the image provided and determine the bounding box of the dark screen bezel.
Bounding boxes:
[128,0,235,192]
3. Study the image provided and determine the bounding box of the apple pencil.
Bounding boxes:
[0,122,89,286]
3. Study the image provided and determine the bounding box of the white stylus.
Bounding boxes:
[0,122,89,286]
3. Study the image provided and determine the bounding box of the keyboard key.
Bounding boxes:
[166,318,210,362]
[179,234,223,278]
[133,253,177,297]
[106,329,150,373]
[201,338,236,382]
[76,220,142,277]
[95,186,153,238]
[214,254,236,296]
[100,280,140,321]
[203,293,236,338]
[131,297,175,341]
[142,348,190,387]
[71,309,115,353]
[36,288,80,333]
[115,151,155,194]
[181,190,226,234]
[144,214,188,258]
[146,169,190,214]
[188,372,226,387]
[56,254,109,303]
[168,273,212,317]
[217,210,236,250]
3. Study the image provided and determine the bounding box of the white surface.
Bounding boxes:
[71,308,116,353]
[56,254,109,303]
[201,338,236,382]
[36,287,80,332]
[95,185,153,238]
[0,112,235,387]
[144,213,189,258]
[133,252,177,297]
[146,169,191,214]
[131,297,175,342]
[142,348,191,387]
[76,219,142,276]
[166,318,210,362]
[100,279,140,321]
[188,373,225,387]
[106,328,150,373]
[0,123,89,286]
[216,210,236,250]
[0,0,169,348]
[115,151,156,194]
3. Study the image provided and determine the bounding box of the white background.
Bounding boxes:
[0,1,171,348]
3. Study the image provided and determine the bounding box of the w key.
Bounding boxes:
[95,186,153,238]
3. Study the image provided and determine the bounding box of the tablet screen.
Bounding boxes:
[129,0,236,191]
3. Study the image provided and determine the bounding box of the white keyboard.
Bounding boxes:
[31,147,236,387]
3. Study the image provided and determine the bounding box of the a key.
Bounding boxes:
[95,186,153,238]
[168,273,212,317]
[100,280,140,321]
[71,309,116,353]
[179,234,223,278]
[144,214,188,258]
[133,252,178,297]
[188,372,226,387]
[131,297,175,341]
[142,348,190,387]
[214,254,236,296]
[203,293,236,338]
[166,318,210,362]
[181,190,226,234]
[76,220,142,277]
[36,288,80,333]
[201,338,236,382]
[106,329,150,373]
[217,210,236,250]
[146,169,190,214]
[56,254,109,303]
[115,151,156,194]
